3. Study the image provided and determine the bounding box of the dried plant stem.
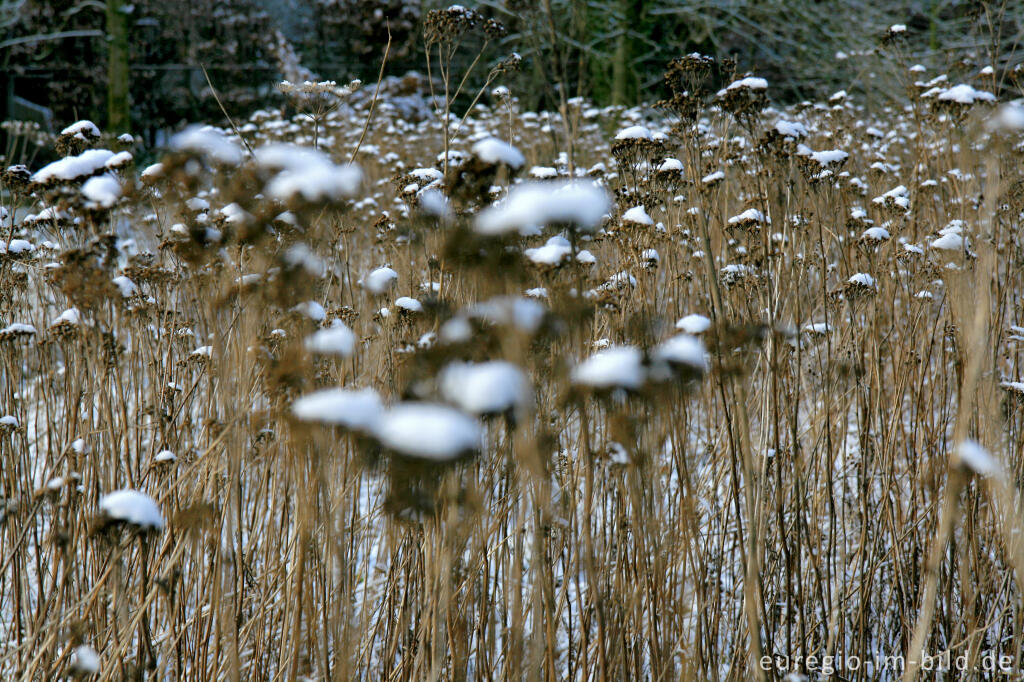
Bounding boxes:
[350,24,392,164]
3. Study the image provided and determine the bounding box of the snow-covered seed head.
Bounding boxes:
[69,644,100,676]
[572,346,646,392]
[716,76,769,119]
[439,360,531,417]
[292,387,384,434]
[372,403,482,462]
[362,266,399,295]
[97,489,165,533]
[651,334,709,380]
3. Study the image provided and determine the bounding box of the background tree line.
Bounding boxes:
[1,0,1022,140]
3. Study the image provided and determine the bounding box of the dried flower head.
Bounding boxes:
[424,5,483,45]
[493,52,522,75]
[3,165,32,193]
[483,18,507,40]
[716,76,769,120]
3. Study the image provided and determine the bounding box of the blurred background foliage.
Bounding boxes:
[1,0,1022,137]
[486,0,1023,107]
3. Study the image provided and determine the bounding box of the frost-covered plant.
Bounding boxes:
[423,5,510,175]
[277,79,362,150]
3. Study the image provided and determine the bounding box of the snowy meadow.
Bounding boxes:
[5,14,1024,681]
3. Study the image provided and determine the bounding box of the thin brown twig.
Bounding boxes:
[200,63,255,157]
[351,23,392,164]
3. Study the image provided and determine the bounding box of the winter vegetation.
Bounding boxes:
[4,1,1024,681]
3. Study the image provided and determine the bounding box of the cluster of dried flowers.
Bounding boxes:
[3,22,1024,679]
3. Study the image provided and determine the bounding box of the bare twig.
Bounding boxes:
[351,23,392,164]
[200,63,255,157]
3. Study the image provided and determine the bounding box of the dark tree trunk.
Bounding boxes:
[107,0,130,132]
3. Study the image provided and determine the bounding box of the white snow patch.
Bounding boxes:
[937,84,996,105]
[373,403,482,460]
[848,272,876,288]
[471,137,525,168]
[60,120,100,137]
[873,185,910,209]
[255,144,362,202]
[467,296,546,333]
[419,189,452,218]
[475,181,610,235]
[80,175,122,209]
[930,232,966,251]
[292,300,326,321]
[112,275,138,297]
[622,205,654,226]
[51,308,81,326]
[728,208,769,226]
[675,314,711,334]
[0,239,34,256]
[439,361,531,415]
[809,149,849,167]
[140,162,164,180]
[32,149,115,183]
[292,387,384,431]
[105,150,133,169]
[723,76,768,92]
[70,645,100,674]
[861,227,890,241]
[362,266,399,295]
[615,125,653,141]
[170,125,243,165]
[956,440,999,476]
[988,102,1024,131]
[774,120,807,138]
[0,322,37,336]
[304,321,356,357]
[395,296,423,312]
[525,236,572,265]
[99,489,164,530]
[154,450,177,463]
[702,170,725,184]
[572,346,645,390]
[653,334,708,373]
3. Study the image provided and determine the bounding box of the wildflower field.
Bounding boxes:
[4,7,1024,681]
